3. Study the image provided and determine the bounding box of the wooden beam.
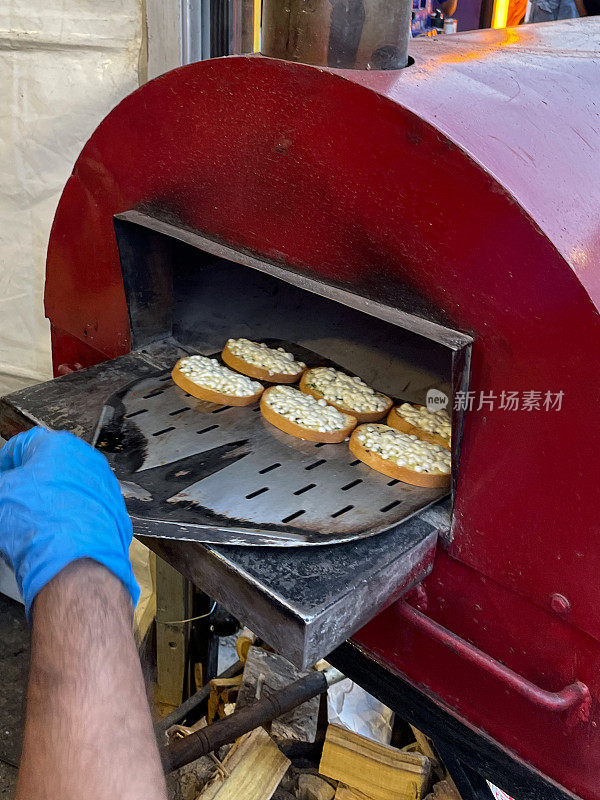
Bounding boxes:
[156,557,191,710]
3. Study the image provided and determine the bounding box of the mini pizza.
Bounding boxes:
[172,355,263,406]
[349,423,451,488]
[299,367,392,423]
[387,402,451,449]
[260,385,357,443]
[222,339,306,383]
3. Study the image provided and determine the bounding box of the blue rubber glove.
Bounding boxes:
[0,427,139,619]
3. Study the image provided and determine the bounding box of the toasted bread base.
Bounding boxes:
[221,344,304,384]
[171,361,263,406]
[349,430,451,488]
[260,389,356,443]
[299,372,391,423]
[386,406,451,450]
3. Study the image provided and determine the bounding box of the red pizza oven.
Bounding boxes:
[2,14,600,800]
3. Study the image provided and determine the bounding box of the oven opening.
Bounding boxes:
[173,253,454,411]
[110,211,471,544]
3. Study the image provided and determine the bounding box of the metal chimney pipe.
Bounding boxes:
[261,0,412,70]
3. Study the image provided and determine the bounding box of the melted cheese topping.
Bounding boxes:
[303,368,389,414]
[178,356,262,397]
[227,339,305,376]
[356,424,451,474]
[265,386,351,432]
[394,403,451,442]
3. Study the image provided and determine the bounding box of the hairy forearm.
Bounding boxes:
[16,560,167,800]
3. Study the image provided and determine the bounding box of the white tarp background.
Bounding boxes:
[0,1,143,394]
[0,3,151,610]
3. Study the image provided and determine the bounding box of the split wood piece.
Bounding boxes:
[319,724,431,800]
[172,360,263,406]
[299,370,392,423]
[197,726,290,800]
[297,774,335,800]
[155,660,243,739]
[236,646,319,744]
[167,749,224,800]
[208,674,243,723]
[166,716,208,743]
[236,628,257,664]
[334,786,372,800]
[387,405,451,450]
[222,342,305,384]
[349,427,451,488]
[408,724,444,780]
[409,725,460,791]
[260,388,357,443]
[430,779,463,800]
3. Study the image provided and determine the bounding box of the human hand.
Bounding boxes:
[0,427,139,619]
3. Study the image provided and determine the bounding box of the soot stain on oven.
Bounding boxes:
[93,376,310,535]
[110,447,316,539]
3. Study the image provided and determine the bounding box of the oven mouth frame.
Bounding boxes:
[113,209,473,531]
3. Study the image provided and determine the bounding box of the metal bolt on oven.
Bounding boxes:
[2,10,600,800]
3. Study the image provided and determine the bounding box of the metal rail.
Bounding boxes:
[161,665,344,772]
[397,603,591,718]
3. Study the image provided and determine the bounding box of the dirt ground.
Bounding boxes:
[0,593,28,799]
